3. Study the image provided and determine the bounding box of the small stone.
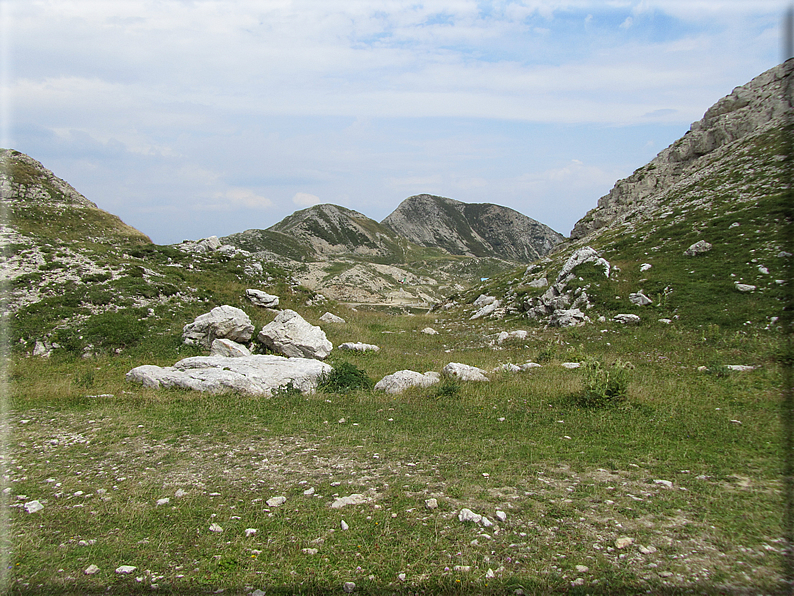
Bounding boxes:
[481,516,493,527]
[653,479,673,489]
[115,565,137,574]
[485,568,495,578]
[84,564,100,575]
[319,312,345,324]
[245,528,257,537]
[425,498,438,510]
[303,487,315,496]
[615,537,634,549]
[175,489,187,498]
[571,577,585,586]
[302,548,318,555]
[639,545,657,554]
[561,362,580,369]
[658,571,673,578]
[330,494,366,509]
[454,565,471,572]
[458,508,482,524]
[495,510,507,522]
[658,318,672,324]
[735,283,756,292]
[340,520,349,531]
[266,496,286,507]
[156,498,170,506]
[24,500,43,514]
[397,572,406,581]
[421,327,438,335]
[252,590,266,596]
[343,581,356,593]
[209,523,223,533]
[575,565,589,573]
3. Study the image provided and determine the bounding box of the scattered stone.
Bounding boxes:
[374,370,440,394]
[527,277,548,288]
[653,479,673,489]
[425,498,438,510]
[658,318,672,324]
[658,571,673,578]
[182,306,254,348]
[330,494,367,509]
[549,308,590,327]
[495,510,507,522]
[575,565,589,573]
[629,291,652,306]
[302,548,318,555]
[343,581,356,593]
[493,363,521,373]
[245,528,257,537]
[485,568,495,579]
[303,487,315,496]
[421,327,438,335]
[175,489,187,498]
[24,500,43,513]
[454,565,471,572]
[397,572,406,581]
[614,314,641,324]
[115,565,137,574]
[557,246,610,281]
[258,309,333,360]
[561,362,580,369]
[458,508,483,524]
[481,516,493,527]
[252,590,266,596]
[615,537,634,549]
[497,330,528,343]
[684,240,712,256]
[520,362,542,370]
[340,520,349,531]
[209,523,223,533]
[442,363,489,382]
[156,498,170,506]
[266,496,286,507]
[84,564,100,575]
[735,283,756,292]
[246,289,279,308]
[639,545,657,554]
[640,263,652,272]
[338,342,380,353]
[470,299,501,320]
[726,365,756,372]
[319,312,345,324]
[209,338,251,358]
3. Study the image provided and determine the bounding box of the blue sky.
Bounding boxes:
[1,0,789,244]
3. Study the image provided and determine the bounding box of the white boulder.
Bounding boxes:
[442,363,489,382]
[421,327,438,335]
[549,308,590,327]
[319,312,346,324]
[614,314,641,324]
[246,289,279,308]
[374,370,440,394]
[735,283,756,292]
[258,309,333,360]
[338,342,380,353]
[684,240,712,256]
[209,338,251,358]
[557,246,610,281]
[629,292,653,306]
[182,305,254,348]
[126,355,332,396]
[470,300,501,320]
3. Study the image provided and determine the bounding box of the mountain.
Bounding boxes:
[1,148,151,244]
[381,194,564,262]
[445,60,791,332]
[571,60,792,241]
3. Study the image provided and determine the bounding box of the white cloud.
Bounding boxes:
[619,16,634,29]
[292,192,321,207]
[217,188,274,209]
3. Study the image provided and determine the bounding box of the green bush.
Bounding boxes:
[433,378,461,398]
[318,362,373,393]
[579,357,631,407]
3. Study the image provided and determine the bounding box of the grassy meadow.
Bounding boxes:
[5,300,786,595]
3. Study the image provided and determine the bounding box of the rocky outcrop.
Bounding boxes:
[182,306,255,348]
[246,289,279,308]
[381,194,564,262]
[126,355,332,396]
[442,362,490,382]
[571,60,794,240]
[258,309,333,360]
[374,370,441,394]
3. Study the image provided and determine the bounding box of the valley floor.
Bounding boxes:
[4,312,787,595]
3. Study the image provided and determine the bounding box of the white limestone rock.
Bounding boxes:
[614,314,641,324]
[557,246,610,281]
[182,305,254,348]
[421,327,439,335]
[684,240,712,256]
[473,294,496,307]
[258,309,333,360]
[126,355,332,396]
[319,312,346,324]
[246,289,279,308]
[330,494,367,509]
[735,283,756,292]
[339,342,380,353]
[458,508,483,523]
[267,496,286,507]
[497,330,528,344]
[209,338,251,358]
[527,277,548,288]
[549,308,590,327]
[374,370,440,394]
[470,300,501,320]
[629,292,653,306]
[442,363,489,382]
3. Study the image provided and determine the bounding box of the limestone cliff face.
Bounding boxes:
[570,59,793,240]
[381,194,564,262]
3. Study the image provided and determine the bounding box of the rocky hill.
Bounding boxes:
[442,60,791,332]
[571,60,792,241]
[381,194,564,262]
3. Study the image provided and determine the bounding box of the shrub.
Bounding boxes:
[433,378,461,398]
[318,362,373,393]
[579,357,631,407]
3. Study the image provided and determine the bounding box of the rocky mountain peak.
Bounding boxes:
[381,194,564,262]
[570,59,793,240]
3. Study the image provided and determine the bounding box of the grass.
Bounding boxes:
[6,308,786,595]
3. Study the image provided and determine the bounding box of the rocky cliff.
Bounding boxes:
[381,194,564,262]
[570,59,793,240]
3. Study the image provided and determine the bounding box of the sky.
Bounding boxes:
[1,0,790,245]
